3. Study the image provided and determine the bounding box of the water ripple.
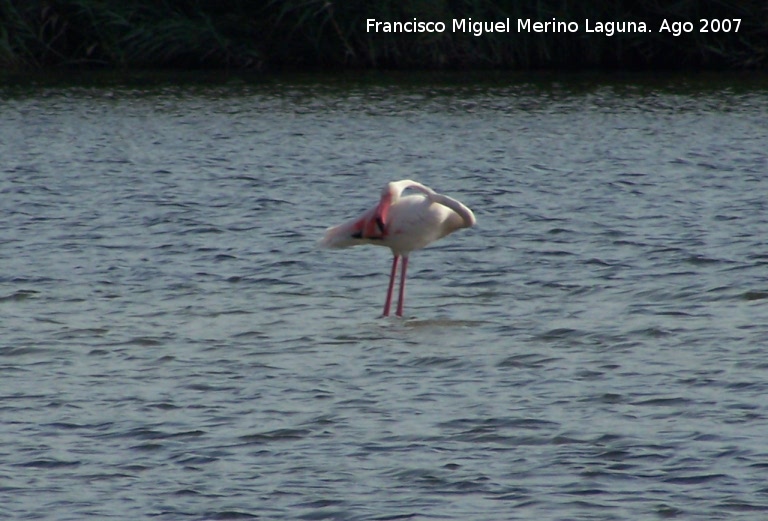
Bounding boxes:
[1,75,768,521]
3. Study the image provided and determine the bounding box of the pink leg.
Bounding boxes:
[382,255,399,317]
[396,256,409,317]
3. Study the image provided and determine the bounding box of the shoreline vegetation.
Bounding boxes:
[1,0,766,71]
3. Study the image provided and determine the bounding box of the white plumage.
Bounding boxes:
[319,180,476,317]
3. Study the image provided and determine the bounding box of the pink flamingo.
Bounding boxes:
[319,180,476,317]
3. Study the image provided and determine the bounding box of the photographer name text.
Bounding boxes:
[366,18,742,37]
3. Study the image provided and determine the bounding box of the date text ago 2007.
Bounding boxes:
[659,18,741,37]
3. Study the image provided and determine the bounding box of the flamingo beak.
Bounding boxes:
[369,192,391,238]
[350,193,391,240]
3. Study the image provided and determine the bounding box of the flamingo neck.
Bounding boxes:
[431,193,476,228]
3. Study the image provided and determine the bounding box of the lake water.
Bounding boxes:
[2,72,768,520]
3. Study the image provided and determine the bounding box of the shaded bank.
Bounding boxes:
[1,0,766,70]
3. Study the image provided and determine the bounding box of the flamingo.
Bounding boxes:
[319,180,476,317]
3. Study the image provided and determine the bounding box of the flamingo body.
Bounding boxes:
[320,180,475,317]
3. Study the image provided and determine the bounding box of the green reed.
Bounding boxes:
[0,0,765,70]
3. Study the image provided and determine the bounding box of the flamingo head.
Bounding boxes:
[348,184,393,240]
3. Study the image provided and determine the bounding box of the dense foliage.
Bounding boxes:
[1,0,765,70]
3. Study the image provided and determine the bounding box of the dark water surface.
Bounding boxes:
[2,72,768,520]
